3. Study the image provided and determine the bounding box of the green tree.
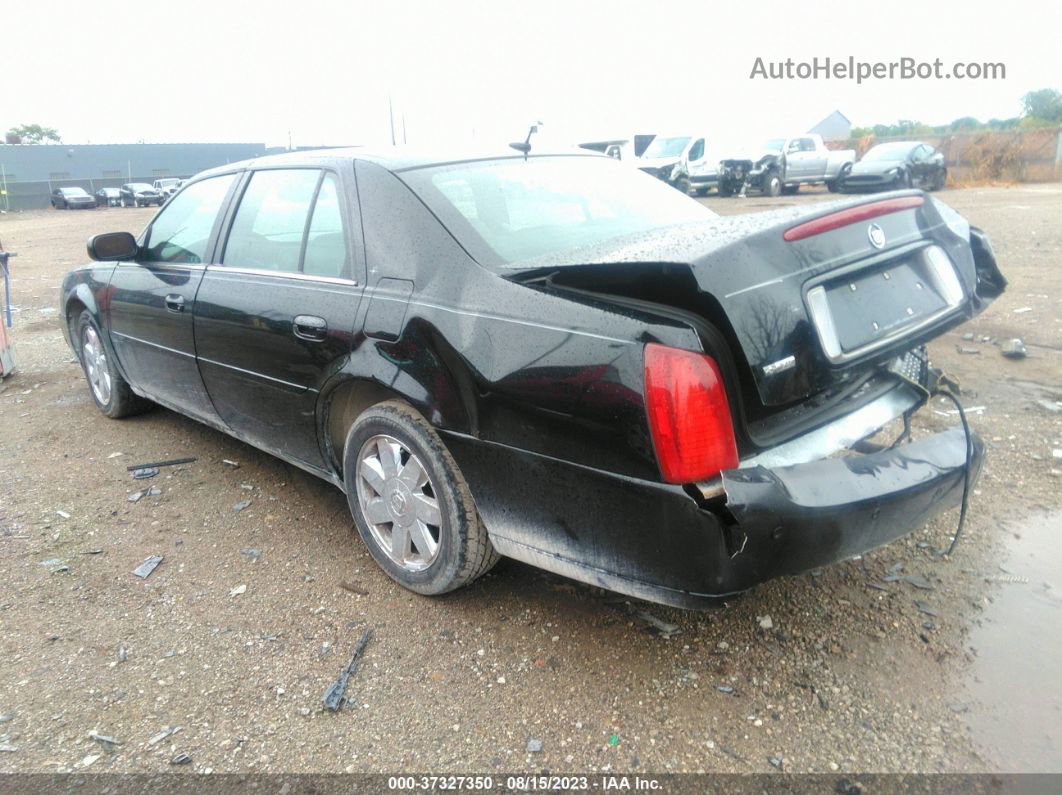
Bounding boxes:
[1020,88,1062,124]
[4,123,62,144]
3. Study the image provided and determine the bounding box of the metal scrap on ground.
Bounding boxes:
[322,628,373,712]
[126,458,197,471]
[131,555,163,579]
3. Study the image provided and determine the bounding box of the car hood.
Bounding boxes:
[637,156,680,170]
[850,160,903,176]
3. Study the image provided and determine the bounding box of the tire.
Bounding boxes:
[719,182,734,197]
[781,184,800,195]
[695,187,708,197]
[931,169,946,191]
[762,171,782,197]
[74,311,152,419]
[826,179,838,193]
[343,400,498,596]
[676,176,691,195]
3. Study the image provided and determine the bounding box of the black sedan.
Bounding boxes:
[95,187,121,207]
[59,148,1005,608]
[841,141,947,192]
[118,182,164,207]
[50,186,96,209]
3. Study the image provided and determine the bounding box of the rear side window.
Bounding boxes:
[143,174,236,264]
[302,174,350,279]
[223,169,320,273]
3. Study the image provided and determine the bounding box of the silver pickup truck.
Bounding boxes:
[718,133,855,197]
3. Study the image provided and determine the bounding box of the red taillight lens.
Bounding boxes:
[643,343,738,484]
[782,195,924,242]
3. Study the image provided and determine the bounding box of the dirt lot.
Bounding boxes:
[1,185,1060,776]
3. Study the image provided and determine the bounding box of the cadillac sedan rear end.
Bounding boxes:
[403,159,1005,607]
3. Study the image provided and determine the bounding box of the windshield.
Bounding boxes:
[763,138,785,152]
[62,188,89,196]
[156,179,179,187]
[641,136,691,159]
[129,183,154,191]
[401,156,714,267]
[862,143,916,162]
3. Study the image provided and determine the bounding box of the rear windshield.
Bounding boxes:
[400,156,713,266]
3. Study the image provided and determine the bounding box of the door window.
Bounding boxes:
[222,169,320,273]
[142,173,236,264]
[302,173,350,279]
[687,138,705,161]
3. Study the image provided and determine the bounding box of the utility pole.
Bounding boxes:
[389,95,396,146]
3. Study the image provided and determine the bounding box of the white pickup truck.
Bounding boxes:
[717,133,855,197]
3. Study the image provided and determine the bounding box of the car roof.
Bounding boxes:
[193,145,601,180]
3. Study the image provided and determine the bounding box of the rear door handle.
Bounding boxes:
[293,314,328,341]
[165,294,186,313]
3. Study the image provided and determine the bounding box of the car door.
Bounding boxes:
[910,145,929,185]
[193,166,364,468]
[52,189,64,208]
[106,172,239,424]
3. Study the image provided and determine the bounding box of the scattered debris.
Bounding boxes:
[107,452,124,459]
[80,549,104,555]
[1001,339,1027,359]
[913,600,940,617]
[38,558,63,568]
[89,731,123,751]
[55,510,71,520]
[51,564,70,574]
[322,628,373,712]
[0,744,15,753]
[131,555,163,579]
[1012,307,1032,314]
[984,575,1029,584]
[900,574,934,590]
[222,459,240,469]
[634,610,681,638]
[956,346,980,355]
[768,755,784,770]
[170,752,192,765]
[947,702,970,714]
[961,332,975,341]
[526,738,543,753]
[715,685,735,695]
[233,499,252,513]
[1035,400,1062,414]
[127,486,161,503]
[1053,449,1062,460]
[240,548,261,561]
[118,643,128,663]
[148,726,182,747]
[867,583,890,592]
[229,584,247,597]
[757,615,774,630]
[339,581,369,596]
[131,467,159,480]
[126,457,197,472]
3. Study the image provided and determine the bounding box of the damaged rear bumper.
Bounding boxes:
[444,400,983,609]
[718,425,983,591]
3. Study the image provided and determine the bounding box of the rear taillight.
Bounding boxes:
[643,343,738,484]
[783,195,924,242]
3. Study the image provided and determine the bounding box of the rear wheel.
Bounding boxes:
[75,311,152,418]
[781,183,800,195]
[344,401,498,595]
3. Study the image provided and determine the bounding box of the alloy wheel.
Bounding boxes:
[355,434,442,572]
[81,325,112,405]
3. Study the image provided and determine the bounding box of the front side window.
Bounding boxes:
[142,173,236,264]
[222,169,321,273]
[687,139,705,161]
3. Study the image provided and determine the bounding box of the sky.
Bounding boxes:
[3,0,1059,150]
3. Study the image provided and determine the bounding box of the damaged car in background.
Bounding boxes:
[718,133,855,197]
[60,149,1005,608]
[841,141,947,193]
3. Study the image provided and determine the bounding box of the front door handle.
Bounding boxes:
[293,314,328,341]
[165,294,186,313]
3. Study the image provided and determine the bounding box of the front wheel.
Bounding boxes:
[344,401,498,596]
[75,311,152,418]
[762,172,782,197]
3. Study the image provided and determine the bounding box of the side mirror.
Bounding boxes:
[87,231,138,261]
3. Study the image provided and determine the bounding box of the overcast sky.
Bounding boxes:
[4,0,1059,150]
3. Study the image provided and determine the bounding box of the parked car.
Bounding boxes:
[95,187,122,207]
[637,134,715,192]
[840,141,947,193]
[50,187,96,209]
[153,178,183,199]
[119,183,164,207]
[718,134,855,196]
[60,148,1005,608]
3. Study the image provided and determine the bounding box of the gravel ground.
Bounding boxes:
[0,185,1059,776]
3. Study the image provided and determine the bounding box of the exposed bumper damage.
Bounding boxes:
[719,424,983,589]
[456,382,984,609]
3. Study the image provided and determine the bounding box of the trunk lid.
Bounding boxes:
[506,191,991,409]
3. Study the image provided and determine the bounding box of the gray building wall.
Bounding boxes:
[0,142,265,209]
[809,111,852,142]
